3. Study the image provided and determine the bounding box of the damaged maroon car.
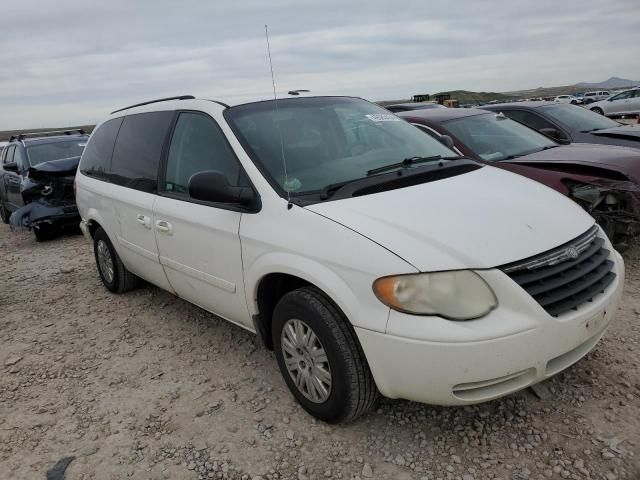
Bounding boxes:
[396,108,640,247]
[0,130,88,241]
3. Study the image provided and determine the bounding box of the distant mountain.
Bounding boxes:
[575,77,639,89]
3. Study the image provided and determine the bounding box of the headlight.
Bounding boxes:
[372,270,497,320]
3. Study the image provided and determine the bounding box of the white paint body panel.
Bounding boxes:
[75,97,625,408]
[153,195,250,327]
[307,166,594,271]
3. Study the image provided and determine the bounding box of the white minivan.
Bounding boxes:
[75,95,625,422]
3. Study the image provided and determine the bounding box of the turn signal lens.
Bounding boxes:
[373,271,497,320]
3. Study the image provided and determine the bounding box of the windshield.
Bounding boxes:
[443,113,556,161]
[26,139,87,166]
[225,97,458,195]
[538,104,619,131]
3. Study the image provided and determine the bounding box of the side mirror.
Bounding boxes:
[539,128,570,145]
[188,170,254,205]
[3,161,18,173]
[438,135,455,150]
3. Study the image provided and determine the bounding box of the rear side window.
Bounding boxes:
[13,147,28,172]
[163,112,246,197]
[110,111,173,193]
[80,117,123,181]
[4,145,15,164]
[504,110,552,130]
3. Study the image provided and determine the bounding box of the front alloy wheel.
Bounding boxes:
[281,318,332,403]
[272,287,378,423]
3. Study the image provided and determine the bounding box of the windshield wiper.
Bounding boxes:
[540,145,560,151]
[580,127,604,133]
[366,155,462,176]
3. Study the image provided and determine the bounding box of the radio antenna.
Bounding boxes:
[265,24,292,210]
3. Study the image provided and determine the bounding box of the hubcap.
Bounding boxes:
[97,240,114,283]
[281,318,332,403]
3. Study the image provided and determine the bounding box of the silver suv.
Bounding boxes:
[582,91,610,104]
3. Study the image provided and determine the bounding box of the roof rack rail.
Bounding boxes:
[111,95,196,114]
[9,129,87,142]
[206,99,230,109]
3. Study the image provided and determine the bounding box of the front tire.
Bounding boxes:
[590,107,604,115]
[93,227,140,293]
[272,287,378,423]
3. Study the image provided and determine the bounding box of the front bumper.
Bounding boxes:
[356,250,625,405]
[79,218,92,241]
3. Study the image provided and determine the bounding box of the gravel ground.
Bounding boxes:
[0,224,638,480]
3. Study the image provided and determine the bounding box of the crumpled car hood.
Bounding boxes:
[306,166,594,271]
[507,143,640,183]
[9,156,80,231]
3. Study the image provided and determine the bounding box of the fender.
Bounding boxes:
[244,251,390,333]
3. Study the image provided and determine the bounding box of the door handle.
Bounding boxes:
[136,214,151,229]
[155,219,173,235]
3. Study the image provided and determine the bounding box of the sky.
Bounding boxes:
[1,0,639,130]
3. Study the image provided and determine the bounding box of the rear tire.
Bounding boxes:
[93,227,140,293]
[272,287,378,423]
[591,107,604,115]
[0,200,9,224]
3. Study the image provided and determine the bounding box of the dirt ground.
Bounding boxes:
[0,224,638,480]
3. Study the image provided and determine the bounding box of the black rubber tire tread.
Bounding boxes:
[0,200,9,224]
[93,227,140,293]
[273,286,379,423]
[591,107,603,115]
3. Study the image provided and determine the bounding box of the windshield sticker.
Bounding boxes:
[365,114,400,122]
[283,177,302,192]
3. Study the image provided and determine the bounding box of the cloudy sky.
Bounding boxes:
[1,0,638,130]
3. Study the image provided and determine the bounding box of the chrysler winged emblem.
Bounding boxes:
[566,246,579,260]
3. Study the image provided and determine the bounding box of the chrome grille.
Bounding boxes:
[501,226,616,317]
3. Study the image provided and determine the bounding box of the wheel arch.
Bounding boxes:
[247,254,366,349]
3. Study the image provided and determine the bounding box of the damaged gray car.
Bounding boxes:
[0,130,88,241]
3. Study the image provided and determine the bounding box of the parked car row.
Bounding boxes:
[397,106,640,247]
[2,91,633,423]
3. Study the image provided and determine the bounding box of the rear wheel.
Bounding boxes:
[591,107,604,115]
[93,227,140,293]
[0,200,9,224]
[272,287,378,423]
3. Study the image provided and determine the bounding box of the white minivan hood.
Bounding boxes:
[307,166,594,271]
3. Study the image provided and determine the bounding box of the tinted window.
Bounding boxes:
[538,104,619,131]
[505,110,554,130]
[80,118,123,181]
[443,113,555,162]
[26,139,87,166]
[110,111,173,193]
[4,145,15,164]
[0,147,7,163]
[164,112,245,197]
[13,146,28,172]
